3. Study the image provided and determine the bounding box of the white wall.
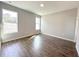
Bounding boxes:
[1,2,40,43]
[75,8,79,56]
[41,8,77,42]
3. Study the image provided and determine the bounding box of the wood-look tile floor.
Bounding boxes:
[0,34,78,57]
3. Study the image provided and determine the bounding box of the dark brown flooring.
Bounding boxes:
[0,34,78,57]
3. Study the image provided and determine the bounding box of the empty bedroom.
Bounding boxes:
[0,1,79,57]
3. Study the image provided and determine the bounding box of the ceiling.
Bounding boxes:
[2,1,79,16]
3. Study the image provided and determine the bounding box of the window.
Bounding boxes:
[2,9,18,35]
[36,17,41,30]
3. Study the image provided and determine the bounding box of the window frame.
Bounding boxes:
[36,16,41,30]
[2,9,18,35]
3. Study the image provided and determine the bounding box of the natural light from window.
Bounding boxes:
[2,9,18,35]
[36,17,41,30]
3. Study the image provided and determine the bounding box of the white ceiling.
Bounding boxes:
[2,1,79,15]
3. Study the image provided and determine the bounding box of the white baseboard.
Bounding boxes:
[43,33,75,42]
[2,33,36,43]
[2,32,75,43]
